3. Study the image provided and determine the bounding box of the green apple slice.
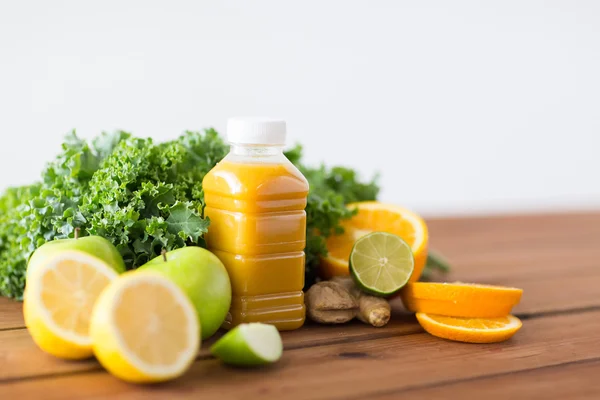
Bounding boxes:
[210,323,283,366]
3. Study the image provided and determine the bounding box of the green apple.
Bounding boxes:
[139,246,232,340]
[210,323,283,367]
[27,229,126,278]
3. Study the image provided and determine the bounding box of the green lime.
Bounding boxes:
[210,323,283,367]
[349,232,414,296]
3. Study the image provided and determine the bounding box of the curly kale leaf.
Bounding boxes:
[79,131,225,268]
[0,131,126,299]
[0,129,227,298]
[0,130,377,298]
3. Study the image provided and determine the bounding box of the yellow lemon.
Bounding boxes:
[24,250,119,359]
[90,271,199,383]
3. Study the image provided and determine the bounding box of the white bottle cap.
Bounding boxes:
[227,117,287,145]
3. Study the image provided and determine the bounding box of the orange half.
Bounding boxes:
[320,202,428,282]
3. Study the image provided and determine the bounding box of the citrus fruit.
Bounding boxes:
[321,202,428,282]
[23,250,119,359]
[210,323,283,367]
[139,247,232,339]
[416,313,522,343]
[349,232,414,296]
[90,271,200,383]
[401,282,523,318]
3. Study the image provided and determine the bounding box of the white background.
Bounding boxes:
[1,0,598,216]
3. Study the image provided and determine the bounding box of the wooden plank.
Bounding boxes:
[432,242,600,285]
[427,213,600,284]
[0,297,23,330]
[514,274,600,315]
[425,236,600,316]
[0,212,598,396]
[2,269,599,383]
[5,282,593,384]
[425,213,600,318]
[0,310,421,382]
[426,212,600,251]
[381,360,600,400]
[426,212,600,243]
[1,211,599,382]
[0,330,98,380]
[1,310,599,399]
[1,212,598,332]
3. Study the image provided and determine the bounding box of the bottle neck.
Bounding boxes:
[230,144,284,157]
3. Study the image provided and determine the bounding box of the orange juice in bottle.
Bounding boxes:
[202,117,309,330]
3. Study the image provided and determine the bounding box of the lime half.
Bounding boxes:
[350,232,414,296]
[210,323,283,367]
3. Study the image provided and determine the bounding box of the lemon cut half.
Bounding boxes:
[24,250,119,359]
[90,272,200,383]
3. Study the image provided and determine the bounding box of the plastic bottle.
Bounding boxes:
[202,117,309,330]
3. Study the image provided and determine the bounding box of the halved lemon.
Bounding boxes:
[23,250,119,359]
[416,313,522,343]
[321,202,428,281]
[401,282,523,318]
[90,271,199,383]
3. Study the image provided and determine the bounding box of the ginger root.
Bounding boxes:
[305,277,391,327]
[332,276,391,327]
[305,281,357,324]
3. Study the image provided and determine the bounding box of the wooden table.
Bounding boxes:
[1,212,600,399]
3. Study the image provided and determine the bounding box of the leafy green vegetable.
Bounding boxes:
[166,202,209,242]
[0,130,378,299]
[0,185,40,297]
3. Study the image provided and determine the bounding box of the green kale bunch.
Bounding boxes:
[0,130,378,299]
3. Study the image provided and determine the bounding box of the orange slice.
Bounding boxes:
[401,282,523,318]
[321,202,428,282]
[416,313,522,343]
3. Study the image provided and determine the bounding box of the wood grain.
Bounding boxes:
[1,310,599,399]
[0,297,23,330]
[427,213,600,284]
[0,311,421,382]
[383,360,600,400]
[0,212,598,399]
[427,212,600,243]
[0,330,98,380]
[1,212,597,332]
